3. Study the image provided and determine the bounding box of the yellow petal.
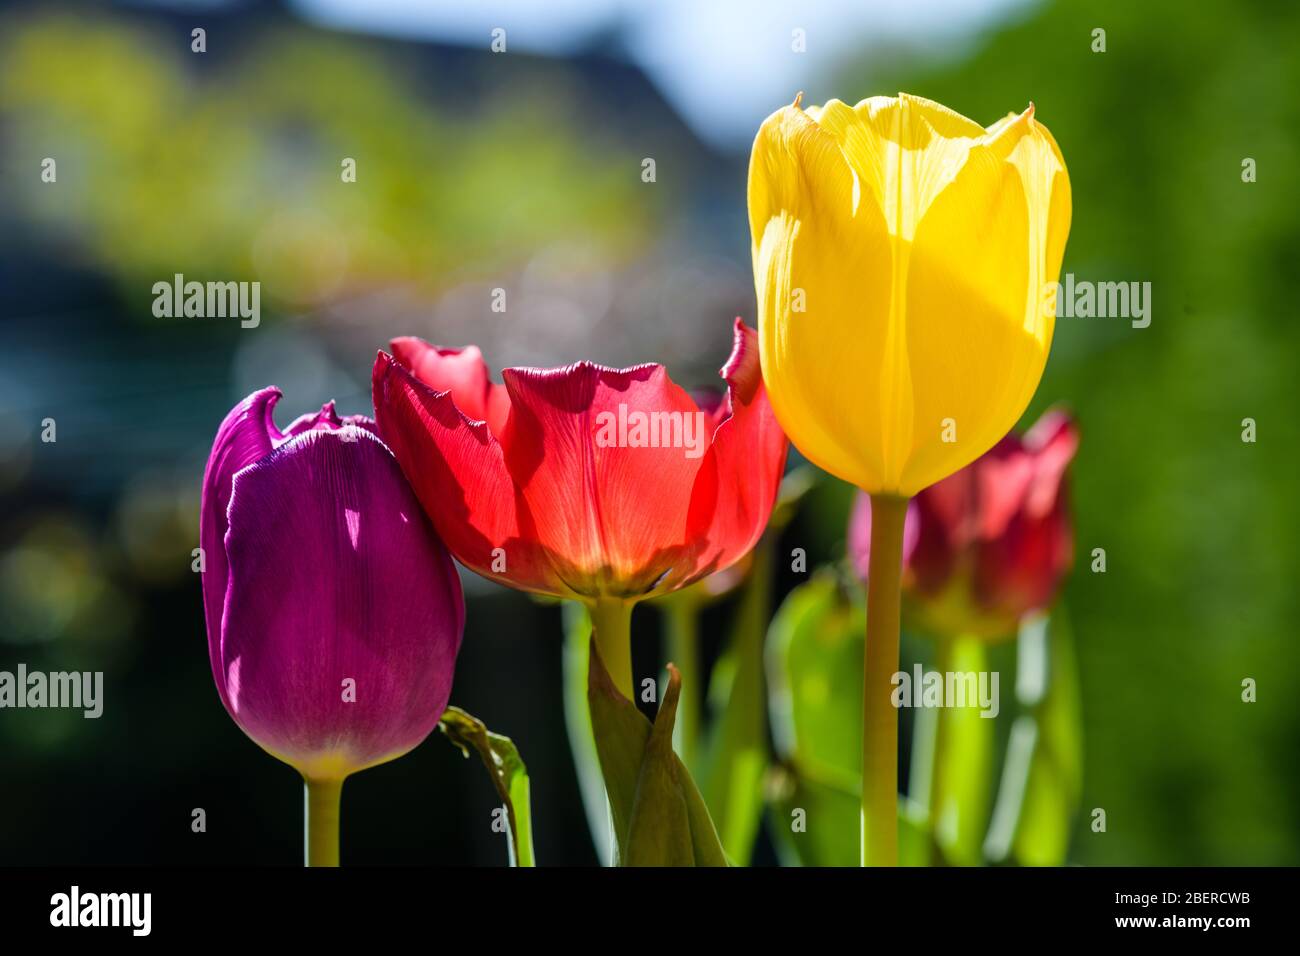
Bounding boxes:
[901,107,1072,491]
[749,102,893,491]
[749,93,1071,496]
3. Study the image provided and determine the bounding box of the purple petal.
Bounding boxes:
[283,400,379,439]
[200,388,284,709]
[217,426,464,778]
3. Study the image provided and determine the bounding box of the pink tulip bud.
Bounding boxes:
[849,409,1078,640]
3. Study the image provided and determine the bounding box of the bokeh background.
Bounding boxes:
[1,0,1296,865]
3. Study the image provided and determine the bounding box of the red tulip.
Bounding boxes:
[849,409,1078,639]
[371,319,788,602]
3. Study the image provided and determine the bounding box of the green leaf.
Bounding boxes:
[768,768,858,867]
[983,611,1084,866]
[696,540,772,866]
[928,635,995,865]
[767,573,864,785]
[768,770,927,868]
[561,601,614,865]
[438,706,536,867]
[588,639,727,866]
[627,665,704,865]
[1012,612,1083,865]
[899,799,930,867]
[764,573,865,867]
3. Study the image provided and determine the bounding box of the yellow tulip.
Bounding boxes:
[749,92,1071,867]
[748,92,1071,497]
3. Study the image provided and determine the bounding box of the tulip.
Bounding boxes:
[200,389,464,866]
[371,319,787,701]
[849,409,1078,640]
[748,92,1071,865]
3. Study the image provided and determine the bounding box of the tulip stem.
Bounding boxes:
[304,777,343,867]
[663,596,701,769]
[590,597,635,701]
[862,493,909,866]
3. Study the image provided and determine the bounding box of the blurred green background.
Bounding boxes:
[0,0,1295,865]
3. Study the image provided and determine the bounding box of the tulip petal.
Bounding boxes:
[972,411,1077,615]
[750,93,1070,496]
[749,103,895,492]
[901,106,1071,494]
[680,320,788,586]
[1021,407,1079,517]
[372,351,568,596]
[499,360,707,596]
[200,387,284,709]
[380,327,786,600]
[391,337,512,437]
[283,399,378,438]
[817,94,986,241]
[201,390,383,712]
[218,427,463,778]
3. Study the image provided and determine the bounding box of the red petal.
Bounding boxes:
[678,320,788,586]
[390,337,511,437]
[1021,407,1079,518]
[379,323,788,600]
[973,439,1035,540]
[499,359,707,595]
[372,351,567,596]
[972,409,1077,614]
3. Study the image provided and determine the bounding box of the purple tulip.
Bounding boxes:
[200,388,464,862]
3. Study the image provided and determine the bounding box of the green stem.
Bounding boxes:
[589,597,635,701]
[663,596,701,769]
[304,777,343,867]
[561,602,614,866]
[862,493,909,867]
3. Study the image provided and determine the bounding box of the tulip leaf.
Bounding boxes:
[696,540,772,866]
[927,635,995,866]
[769,768,929,868]
[767,573,864,784]
[588,639,727,866]
[626,665,702,865]
[438,706,536,867]
[983,611,1083,865]
[768,767,858,867]
[899,799,931,867]
[1012,612,1083,865]
[561,601,614,865]
[765,573,865,867]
